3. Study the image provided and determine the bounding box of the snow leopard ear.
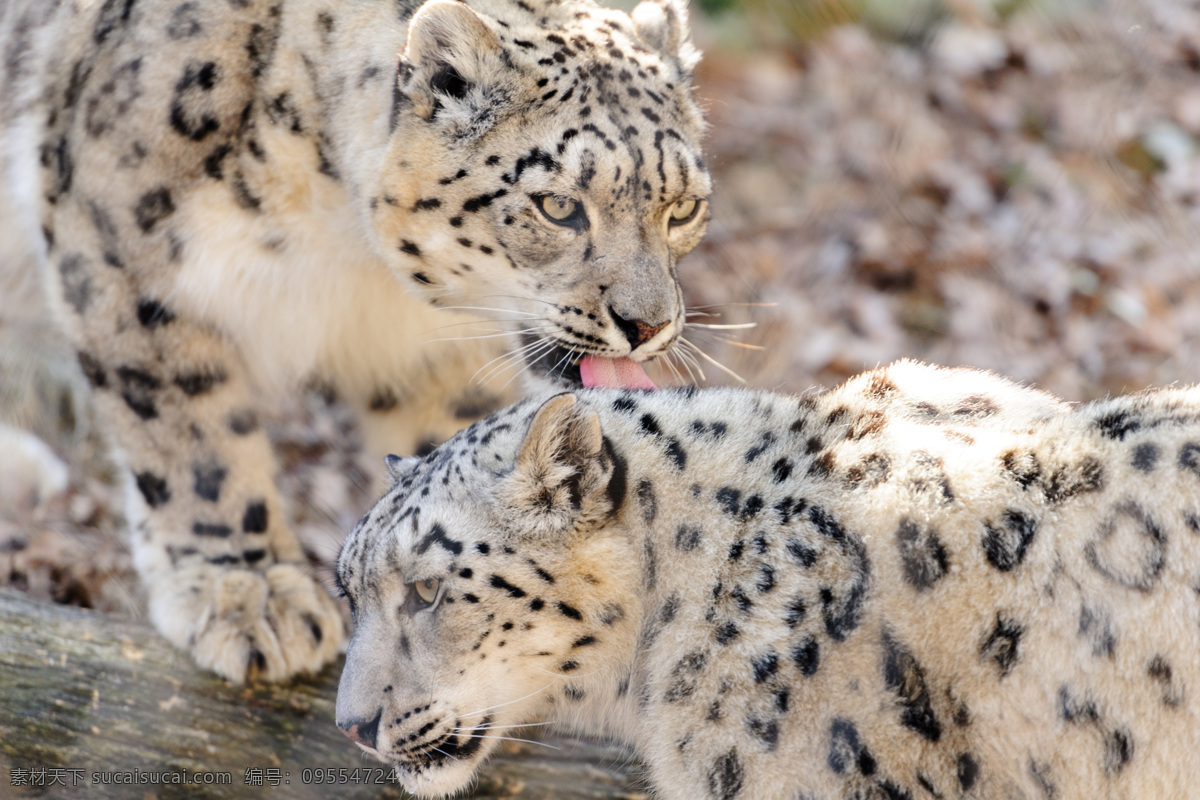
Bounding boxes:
[400,0,503,120]
[502,394,626,537]
[631,0,700,75]
[385,454,420,485]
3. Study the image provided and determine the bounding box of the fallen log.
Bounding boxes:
[0,590,647,799]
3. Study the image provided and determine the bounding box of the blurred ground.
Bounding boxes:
[4,0,1200,617]
[688,0,1200,399]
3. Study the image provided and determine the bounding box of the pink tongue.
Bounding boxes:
[580,356,657,390]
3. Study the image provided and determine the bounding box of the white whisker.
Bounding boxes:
[422,316,552,334]
[472,336,557,386]
[713,338,765,351]
[549,344,577,376]
[496,338,565,389]
[476,293,562,310]
[500,340,571,391]
[434,305,541,317]
[471,339,540,383]
[430,746,463,763]
[478,337,559,387]
[424,325,555,345]
[449,733,560,750]
[685,322,758,330]
[660,355,685,386]
[675,345,707,383]
[460,684,552,719]
[688,302,778,310]
[680,338,745,384]
[686,329,765,351]
[668,349,699,385]
[454,721,552,732]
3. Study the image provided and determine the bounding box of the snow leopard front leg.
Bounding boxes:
[45,211,343,684]
[27,0,347,684]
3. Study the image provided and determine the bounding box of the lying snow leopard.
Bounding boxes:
[0,0,709,682]
[336,360,1200,800]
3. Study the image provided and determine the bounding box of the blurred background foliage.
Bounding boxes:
[693,0,1072,48]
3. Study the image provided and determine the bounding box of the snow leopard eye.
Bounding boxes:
[408,578,442,609]
[668,199,701,226]
[537,195,584,225]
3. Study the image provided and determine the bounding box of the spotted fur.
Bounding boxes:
[337,361,1200,799]
[0,0,709,683]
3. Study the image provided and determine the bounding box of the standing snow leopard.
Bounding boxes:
[336,361,1200,799]
[0,0,711,683]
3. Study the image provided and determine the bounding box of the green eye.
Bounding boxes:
[669,199,700,226]
[413,578,441,605]
[538,195,581,223]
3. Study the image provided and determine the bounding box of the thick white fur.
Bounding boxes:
[338,361,1200,799]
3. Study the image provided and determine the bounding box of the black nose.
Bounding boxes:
[337,709,381,750]
[609,307,670,349]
